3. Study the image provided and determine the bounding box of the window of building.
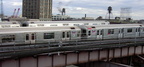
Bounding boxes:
[44,33,54,39]
[127,28,132,33]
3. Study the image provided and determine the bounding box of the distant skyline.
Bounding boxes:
[2,0,144,20]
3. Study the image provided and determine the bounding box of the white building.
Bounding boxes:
[52,15,71,21]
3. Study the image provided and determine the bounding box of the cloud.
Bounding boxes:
[53,0,144,20]
[1,0,144,20]
[11,2,22,6]
[3,1,22,16]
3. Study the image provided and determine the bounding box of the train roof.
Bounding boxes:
[79,24,143,29]
[0,21,20,28]
[0,21,19,24]
[27,20,109,24]
[0,26,81,34]
[27,20,110,27]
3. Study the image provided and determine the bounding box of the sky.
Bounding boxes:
[2,0,144,20]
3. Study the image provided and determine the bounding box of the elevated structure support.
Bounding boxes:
[0,45,144,67]
[77,61,132,67]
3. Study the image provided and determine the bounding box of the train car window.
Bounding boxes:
[108,29,114,34]
[63,24,69,26]
[88,31,91,36]
[31,22,34,24]
[26,34,29,40]
[119,30,120,33]
[67,32,70,38]
[138,28,140,32]
[2,25,10,28]
[74,24,79,26]
[38,24,44,27]
[32,34,35,40]
[100,30,103,35]
[84,23,89,25]
[93,23,97,25]
[77,31,80,37]
[82,29,86,37]
[44,33,54,39]
[12,22,17,24]
[63,32,65,38]
[50,24,57,26]
[122,29,124,33]
[2,35,15,43]
[92,26,95,28]
[102,23,105,25]
[127,28,132,33]
[97,30,99,35]
[70,27,75,29]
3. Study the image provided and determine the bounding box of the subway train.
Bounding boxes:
[26,21,110,27]
[0,20,109,28]
[0,24,143,45]
[0,21,20,28]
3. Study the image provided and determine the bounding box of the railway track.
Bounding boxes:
[0,38,143,54]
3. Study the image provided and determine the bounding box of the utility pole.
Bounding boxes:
[0,0,4,18]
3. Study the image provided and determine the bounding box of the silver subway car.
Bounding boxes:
[0,26,81,45]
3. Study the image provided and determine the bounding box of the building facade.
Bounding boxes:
[22,0,52,21]
[52,14,71,21]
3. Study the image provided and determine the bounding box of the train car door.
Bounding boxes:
[140,27,144,37]
[25,33,36,44]
[70,30,77,40]
[62,31,69,41]
[136,28,140,37]
[96,29,103,40]
[118,28,124,38]
[81,29,87,39]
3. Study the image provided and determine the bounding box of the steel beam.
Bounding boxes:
[0,45,144,67]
